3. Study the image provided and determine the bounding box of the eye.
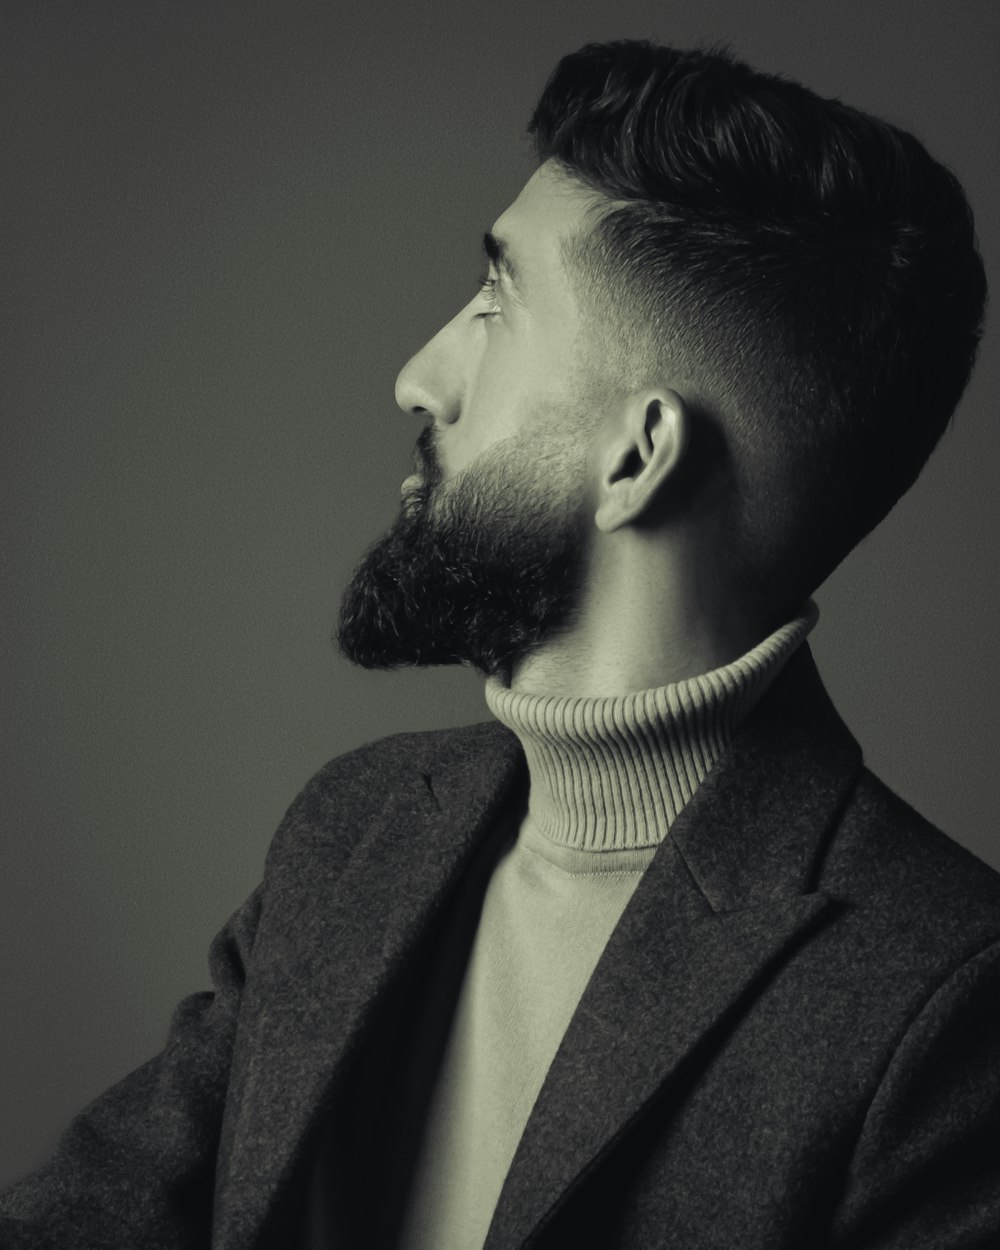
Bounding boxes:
[475,274,501,318]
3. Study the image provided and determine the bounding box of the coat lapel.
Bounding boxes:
[484,645,864,1249]
[214,722,526,1249]
[217,643,863,1249]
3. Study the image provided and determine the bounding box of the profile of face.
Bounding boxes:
[337,164,607,682]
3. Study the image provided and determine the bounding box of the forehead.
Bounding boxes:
[490,161,605,292]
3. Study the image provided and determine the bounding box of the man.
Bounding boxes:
[1,37,997,1250]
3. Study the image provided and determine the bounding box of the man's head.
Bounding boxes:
[338,39,987,678]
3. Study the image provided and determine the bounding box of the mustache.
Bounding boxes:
[413,423,440,484]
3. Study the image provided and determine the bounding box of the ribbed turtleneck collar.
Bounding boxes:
[484,602,818,852]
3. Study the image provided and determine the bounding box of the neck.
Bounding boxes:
[509,535,774,698]
[486,602,818,850]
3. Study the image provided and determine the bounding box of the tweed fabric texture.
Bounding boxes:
[1,646,999,1248]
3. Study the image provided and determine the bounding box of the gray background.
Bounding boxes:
[1,0,997,1188]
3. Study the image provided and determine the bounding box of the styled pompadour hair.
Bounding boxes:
[529,40,987,612]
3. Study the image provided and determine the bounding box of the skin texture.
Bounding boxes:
[337,162,769,697]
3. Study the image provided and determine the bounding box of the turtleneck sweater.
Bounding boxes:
[394,603,818,1250]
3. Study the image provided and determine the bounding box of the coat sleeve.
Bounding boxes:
[831,936,1000,1250]
[0,884,263,1250]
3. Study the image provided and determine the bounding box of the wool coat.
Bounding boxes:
[2,645,999,1249]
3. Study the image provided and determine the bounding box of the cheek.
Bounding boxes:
[449,319,575,478]
[449,345,527,470]
[477,326,567,413]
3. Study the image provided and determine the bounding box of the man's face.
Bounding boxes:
[336,163,608,681]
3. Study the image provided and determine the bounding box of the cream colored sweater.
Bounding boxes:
[395,604,818,1249]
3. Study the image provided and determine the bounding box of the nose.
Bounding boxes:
[394,307,469,426]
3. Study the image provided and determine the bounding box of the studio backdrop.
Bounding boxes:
[2,0,997,1189]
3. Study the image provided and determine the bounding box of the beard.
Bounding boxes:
[335,410,594,683]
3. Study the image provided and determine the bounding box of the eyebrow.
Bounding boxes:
[483,231,524,297]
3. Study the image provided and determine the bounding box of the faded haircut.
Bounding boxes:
[529,40,988,615]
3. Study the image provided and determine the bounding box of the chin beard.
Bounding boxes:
[335,439,590,681]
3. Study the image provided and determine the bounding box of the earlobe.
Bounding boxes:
[594,390,689,533]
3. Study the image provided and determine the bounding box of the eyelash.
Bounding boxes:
[476,275,501,315]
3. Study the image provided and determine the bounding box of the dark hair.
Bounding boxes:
[529,40,988,612]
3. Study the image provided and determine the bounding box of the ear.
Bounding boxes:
[593,390,690,533]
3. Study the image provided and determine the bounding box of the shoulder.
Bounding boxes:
[304,717,513,799]
[825,765,1000,960]
[264,718,515,860]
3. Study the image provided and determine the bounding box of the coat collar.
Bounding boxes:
[214,643,862,1248]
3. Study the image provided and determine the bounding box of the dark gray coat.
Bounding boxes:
[2,647,999,1248]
